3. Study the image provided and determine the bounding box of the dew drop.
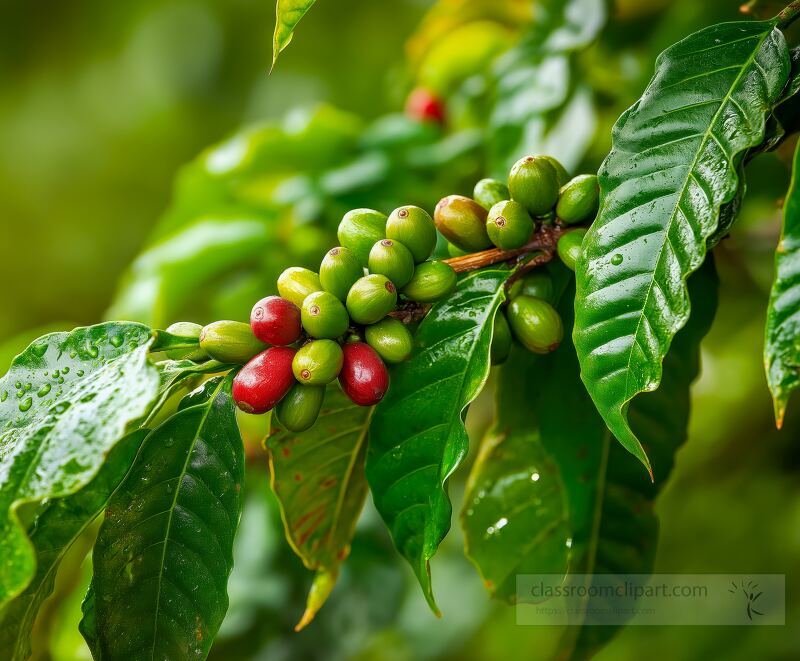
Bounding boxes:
[32,343,48,357]
[19,397,32,412]
[88,346,99,358]
[77,370,85,377]
[110,335,124,348]
[0,392,7,403]
[611,253,623,266]
[38,383,51,397]
[62,366,70,374]
[14,382,21,390]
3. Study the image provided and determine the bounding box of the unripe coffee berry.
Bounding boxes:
[320,246,363,301]
[434,195,492,252]
[346,274,398,325]
[401,261,457,303]
[164,322,207,361]
[368,239,415,288]
[405,87,446,125]
[507,296,563,355]
[491,311,512,365]
[301,291,350,339]
[200,320,268,364]
[509,271,555,303]
[275,383,325,432]
[557,228,587,271]
[339,342,389,406]
[292,339,344,385]
[556,174,599,225]
[250,296,301,346]
[277,267,323,307]
[508,155,560,216]
[337,209,387,267]
[365,318,414,364]
[386,206,437,263]
[473,178,510,210]
[541,155,570,186]
[486,200,533,250]
[232,346,296,414]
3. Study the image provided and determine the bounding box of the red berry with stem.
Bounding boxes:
[338,342,389,406]
[405,88,446,125]
[232,346,297,414]
[250,296,302,346]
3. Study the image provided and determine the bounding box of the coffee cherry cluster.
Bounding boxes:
[434,154,598,364]
[171,154,598,434]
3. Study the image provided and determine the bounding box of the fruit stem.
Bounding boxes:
[777,0,800,29]
[442,224,565,273]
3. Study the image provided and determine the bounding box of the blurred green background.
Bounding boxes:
[2,0,799,659]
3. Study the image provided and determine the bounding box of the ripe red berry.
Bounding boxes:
[250,296,301,346]
[338,342,389,406]
[232,347,296,414]
[405,88,446,125]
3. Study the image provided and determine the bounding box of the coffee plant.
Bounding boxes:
[3,0,800,659]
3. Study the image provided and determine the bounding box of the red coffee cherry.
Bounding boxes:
[232,347,297,414]
[250,296,302,346]
[405,87,446,125]
[338,342,389,406]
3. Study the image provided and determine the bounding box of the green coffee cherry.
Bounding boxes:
[473,178,510,210]
[199,320,267,364]
[346,274,398,325]
[292,339,344,385]
[320,246,363,301]
[275,383,325,432]
[365,318,414,364]
[301,291,350,339]
[490,312,512,365]
[434,195,492,252]
[556,174,599,225]
[508,155,560,216]
[507,296,564,354]
[401,261,457,303]
[509,271,554,303]
[447,242,468,258]
[337,208,387,266]
[165,322,207,361]
[541,155,570,186]
[277,267,323,307]
[386,206,437,263]
[368,239,415,288]
[486,200,533,250]
[557,228,587,271]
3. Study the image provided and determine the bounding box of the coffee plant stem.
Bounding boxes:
[777,0,800,28]
[442,223,564,273]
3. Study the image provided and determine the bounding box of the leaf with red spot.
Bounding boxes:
[266,387,372,629]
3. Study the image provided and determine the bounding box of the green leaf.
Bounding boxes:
[765,140,800,426]
[0,322,159,608]
[266,388,372,630]
[272,0,318,70]
[367,267,513,613]
[0,430,146,661]
[573,20,789,474]
[81,375,245,660]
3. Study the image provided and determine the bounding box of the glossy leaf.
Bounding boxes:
[574,20,789,474]
[367,267,513,613]
[272,0,317,70]
[0,322,159,608]
[266,388,372,630]
[0,430,145,661]
[82,375,244,660]
[765,140,800,426]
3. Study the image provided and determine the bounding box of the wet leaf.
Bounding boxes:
[272,0,318,70]
[574,20,789,474]
[367,267,513,613]
[765,140,800,426]
[81,375,244,660]
[0,322,159,609]
[0,431,145,661]
[266,388,372,629]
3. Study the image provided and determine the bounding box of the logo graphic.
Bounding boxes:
[728,580,764,620]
